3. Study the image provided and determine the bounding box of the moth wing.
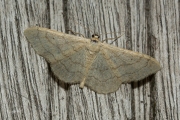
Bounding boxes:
[85,44,161,94]
[50,48,87,83]
[24,27,88,83]
[85,52,122,94]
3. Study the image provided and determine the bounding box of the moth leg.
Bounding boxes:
[67,29,85,37]
[80,78,86,88]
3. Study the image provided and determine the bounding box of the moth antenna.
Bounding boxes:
[101,33,125,44]
[99,31,125,36]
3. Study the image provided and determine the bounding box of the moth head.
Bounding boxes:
[91,34,100,42]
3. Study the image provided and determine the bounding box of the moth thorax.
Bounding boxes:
[91,34,100,42]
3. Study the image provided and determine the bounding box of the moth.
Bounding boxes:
[24,27,161,94]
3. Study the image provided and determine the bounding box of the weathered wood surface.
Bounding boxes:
[0,0,179,120]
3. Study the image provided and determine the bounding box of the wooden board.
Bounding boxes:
[0,0,179,119]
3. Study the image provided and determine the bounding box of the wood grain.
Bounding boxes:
[0,0,179,119]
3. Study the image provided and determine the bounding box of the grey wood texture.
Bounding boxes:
[0,0,179,120]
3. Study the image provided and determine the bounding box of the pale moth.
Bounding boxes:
[24,27,160,94]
